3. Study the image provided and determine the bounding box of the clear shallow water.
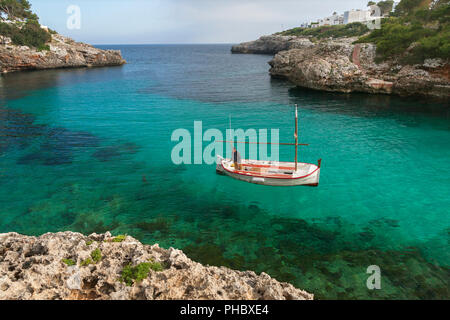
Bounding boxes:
[0,44,449,299]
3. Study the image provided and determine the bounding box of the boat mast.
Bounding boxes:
[295,104,298,171]
[229,115,234,154]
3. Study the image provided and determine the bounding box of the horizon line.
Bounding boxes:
[92,42,238,46]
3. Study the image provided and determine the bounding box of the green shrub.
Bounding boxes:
[111,234,127,242]
[149,261,164,272]
[277,22,369,39]
[91,248,102,263]
[0,19,51,49]
[37,44,49,51]
[377,1,395,16]
[62,258,76,266]
[80,248,102,266]
[120,261,164,286]
[0,0,51,49]
[86,240,93,246]
[394,0,426,16]
[80,258,93,266]
[356,0,450,63]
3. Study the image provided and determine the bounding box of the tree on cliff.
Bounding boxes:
[393,0,428,15]
[0,0,50,49]
[376,1,395,15]
[0,0,36,21]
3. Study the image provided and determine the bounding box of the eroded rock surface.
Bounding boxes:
[233,35,449,99]
[231,35,314,54]
[0,34,125,73]
[0,232,313,300]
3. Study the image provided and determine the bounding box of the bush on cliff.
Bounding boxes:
[356,0,450,63]
[0,0,36,21]
[62,258,76,266]
[120,261,164,286]
[10,19,50,48]
[392,0,427,16]
[90,248,102,263]
[276,22,370,40]
[376,1,395,15]
[0,0,51,50]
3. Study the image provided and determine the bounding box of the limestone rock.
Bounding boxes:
[0,232,313,300]
[231,35,314,54]
[233,35,449,99]
[0,33,125,73]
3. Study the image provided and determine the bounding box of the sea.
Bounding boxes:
[0,44,448,299]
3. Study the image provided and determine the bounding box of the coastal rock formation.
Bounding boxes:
[0,232,313,300]
[231,35,314,54]
[0,33,125,73]
[233,35,449,99]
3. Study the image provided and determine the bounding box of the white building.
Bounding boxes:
[343,9,372,24]
[303,4,388,29]
[300,22,309,28]
[316,12,344,27]
[329,13,344,25]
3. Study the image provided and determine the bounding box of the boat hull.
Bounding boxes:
[216,156,321,187]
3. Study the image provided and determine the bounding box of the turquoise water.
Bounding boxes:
[0,45,449,299]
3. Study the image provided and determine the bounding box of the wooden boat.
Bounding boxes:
[216,156,321,186]
[216,105,321,187]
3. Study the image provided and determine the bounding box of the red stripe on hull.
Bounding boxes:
[221,162,319,180]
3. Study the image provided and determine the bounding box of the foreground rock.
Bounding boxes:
[0,33,125,73]
[233,35,449,99]
[0,232,313,300]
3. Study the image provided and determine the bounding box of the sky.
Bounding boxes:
[31,0,372,44]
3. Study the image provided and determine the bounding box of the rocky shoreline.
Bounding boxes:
[0,33,125,74]
[0,232,313,300]
[232,35,450,99]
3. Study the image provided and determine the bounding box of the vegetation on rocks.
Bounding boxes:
[111,234,127,242]
[372,1,395,15]
[80,257,93,266]
[274,0,448,64]
[0,0,37,21]
[0,0,51,50]
[120,261,164,286]
[80,248,102,266]
[356,0,450,63]
[276,22,369,40]
[62,258,76,266]
[90,248,102,263]
[0,232,313,299]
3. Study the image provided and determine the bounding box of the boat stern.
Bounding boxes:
[305,159,321,187]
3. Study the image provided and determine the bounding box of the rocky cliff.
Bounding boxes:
[231,35,315,54]
[0,33,125,73]
[0,232,313,300]
[233,35,449,99]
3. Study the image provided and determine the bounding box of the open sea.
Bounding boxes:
[0,44,449,299]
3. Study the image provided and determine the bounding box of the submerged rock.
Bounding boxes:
[0,232,313,300]
[92,142,140,162]
[0,33,125,74]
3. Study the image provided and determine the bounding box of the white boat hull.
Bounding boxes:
[216,155,321,187]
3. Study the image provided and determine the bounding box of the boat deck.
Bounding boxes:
[223,160,318,179]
